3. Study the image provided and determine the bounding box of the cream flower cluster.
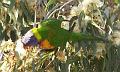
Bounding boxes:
[70,0,103,16]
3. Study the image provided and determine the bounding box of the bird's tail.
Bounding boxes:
[70,32,104,42]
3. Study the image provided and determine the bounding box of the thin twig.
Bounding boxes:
[34,0,37,25]
[44,59,54,69]
[46,0,73,19]
[44,3,61,19]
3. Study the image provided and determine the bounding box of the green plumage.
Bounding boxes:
[40,18,62,28]
[33,18,103,47]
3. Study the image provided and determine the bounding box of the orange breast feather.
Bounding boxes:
[39,39,54,49]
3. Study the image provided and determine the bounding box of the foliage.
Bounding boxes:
[0,0,120,72]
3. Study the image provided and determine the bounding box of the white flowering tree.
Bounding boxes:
[0,0,120,72]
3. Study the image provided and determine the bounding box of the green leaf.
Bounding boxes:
[20,1,33,22]
[115,0,120,4]
[5,14,10,24]
[32,59,35,72]
[46,0,57,10]
[0,2,2,8]
[0,23,3,40]
[9,0,15,10]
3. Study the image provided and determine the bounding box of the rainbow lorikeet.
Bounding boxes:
[21,19,103,49]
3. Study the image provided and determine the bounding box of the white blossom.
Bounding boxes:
[70,0,103,16]
[15,39,26,59]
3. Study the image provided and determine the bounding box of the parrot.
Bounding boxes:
[21,18,104,49]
